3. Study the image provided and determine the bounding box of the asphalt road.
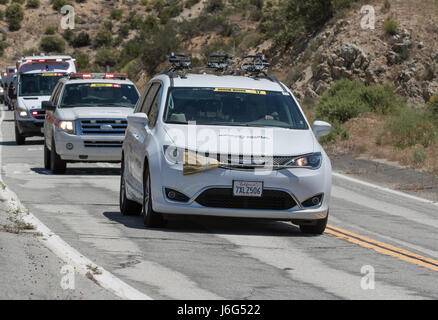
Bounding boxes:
[1,106,437,300]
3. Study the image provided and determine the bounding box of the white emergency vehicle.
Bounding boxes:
[14,55,77,144]
[42,73,140,174]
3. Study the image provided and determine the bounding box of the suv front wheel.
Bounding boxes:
[15,124,25,145]
[142,166,166,228]
[50,137,66,174]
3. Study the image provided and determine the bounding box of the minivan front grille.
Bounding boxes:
[203,154,296,170]
[195,188,297,210]
[79,119,127,135]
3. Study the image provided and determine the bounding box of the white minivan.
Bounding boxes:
[13,55,76,144]
[120,54,333,234]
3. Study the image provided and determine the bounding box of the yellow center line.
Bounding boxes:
[325,225,438,272]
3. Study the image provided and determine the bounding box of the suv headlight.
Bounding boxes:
[58,120,75,134]
[285,152,322,169]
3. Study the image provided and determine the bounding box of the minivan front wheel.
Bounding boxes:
[120,158,142,216]
[142,166,166,228]
[299,212,328,235]
[44,143,50,170]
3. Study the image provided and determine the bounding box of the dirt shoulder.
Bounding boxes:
[0,186,117,300]
[331,154,438,202]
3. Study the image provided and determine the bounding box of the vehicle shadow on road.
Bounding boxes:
[103,211,315,237]
[0,140,44,146]
[31,167,121,176]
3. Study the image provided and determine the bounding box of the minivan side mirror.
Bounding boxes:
[313,120,331,139]
[42,101,56,111]
[127,113,150,127]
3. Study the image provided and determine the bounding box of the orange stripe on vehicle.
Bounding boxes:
[325,225,438,272]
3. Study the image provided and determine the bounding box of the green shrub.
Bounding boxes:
[387,108,436,148]
[39,35,66,53]
[94,29,112,47]
[206,0,225,13]
[110,9,123,21]
[51,0,72,11]
[26,0,40,8]
[412,147,427,166]
[0,40,7,57]
[140,24,179,74]
[45,26,57,35]
[427,96,438,117]
[5,3,24,31]
[259,0,334,46]
[383,19,398,35]
[73,50,89,70]
[185,0,200,8]
[71,31,91,47]
[315,79,404,124]
[62,29,74,42]
[95,47,119,68]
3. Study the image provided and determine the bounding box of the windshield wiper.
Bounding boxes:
[203,122,251,127]
[96,103,134,108]
[165,120,188,124]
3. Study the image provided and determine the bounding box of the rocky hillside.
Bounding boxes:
[0,0,436,106]
[0,0,436,173]
[281,0,438,107]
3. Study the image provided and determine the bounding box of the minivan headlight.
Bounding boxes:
[285,152,322,169]
[163,145,185,164]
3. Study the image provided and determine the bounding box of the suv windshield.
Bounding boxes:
[60,83,139,108]
[163,87,308,129]
[19,73,66,97]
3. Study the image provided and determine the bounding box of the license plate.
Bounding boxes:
[233,181,263,197]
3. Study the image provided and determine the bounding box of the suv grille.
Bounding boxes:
[84,140,123,148]
[195,188,297,210]
[79,119,127,135]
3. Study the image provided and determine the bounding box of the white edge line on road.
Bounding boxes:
[333,172,438,207]
[0,107,151,300]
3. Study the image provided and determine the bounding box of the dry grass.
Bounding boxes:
[325,113,438,175]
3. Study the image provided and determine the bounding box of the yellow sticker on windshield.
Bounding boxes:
[214,88,266,95]
[90,83,120,88]
[42,73,63,77]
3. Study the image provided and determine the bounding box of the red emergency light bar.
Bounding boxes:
[68,73,128,80]
[21,58,71,65]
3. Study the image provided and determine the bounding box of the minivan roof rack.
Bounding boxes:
[161,52,288,93]
[241,55,270,76]
[167,53,191,72]
[206,54,233,72]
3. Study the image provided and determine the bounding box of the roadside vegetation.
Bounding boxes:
[0,0,436,174]
[302,79,438,173]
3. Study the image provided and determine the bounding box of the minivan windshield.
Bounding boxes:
[60,83,139,108]
[19,73,66,97]
[163,87,308,129]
